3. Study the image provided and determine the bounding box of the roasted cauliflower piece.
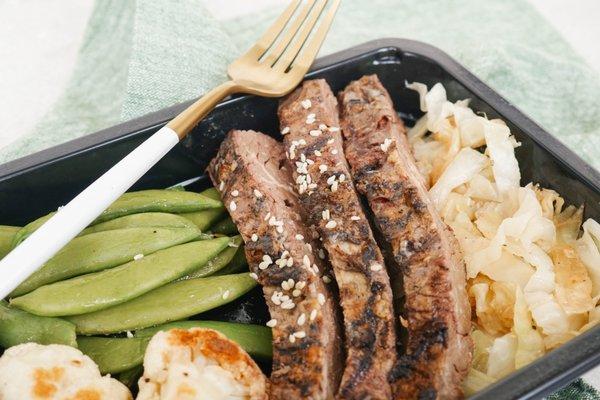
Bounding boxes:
[0,342,131,400]
[137,328,267,400]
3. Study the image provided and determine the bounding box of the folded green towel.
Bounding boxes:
[2,0,599,174]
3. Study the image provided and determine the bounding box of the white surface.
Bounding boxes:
[529,0,600,70]
[0,0,95,153]
[0,126,179,299]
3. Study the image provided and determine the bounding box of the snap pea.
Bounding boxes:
[11,226,201,297]
[68,273,256,334]
[135,320,272,360]
[0,225,19,259]
[180,188,225,230]
[215,244,248,275]
[78,320,272,375]
[180,235,243,280]
[13,189,222,246]
[79,212,198,236]
[78,336,149,374]
[117,366,143,388]
[200,188,221,199]
[94,189,222,221]
[211,216,238,235]
[0,301,76,348]
[180,209,225,231]
[11,237,230,316]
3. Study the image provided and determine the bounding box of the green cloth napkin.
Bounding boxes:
[2,0,600,171]
[0,1,599,397]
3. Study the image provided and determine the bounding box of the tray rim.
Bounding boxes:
[2,38,600,399]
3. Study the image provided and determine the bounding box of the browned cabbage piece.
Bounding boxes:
[0,343,131,400]
[137,328,267,400]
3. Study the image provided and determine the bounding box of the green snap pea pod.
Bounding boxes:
[0,225,19,259]
[78,320,272,374]
[13,214,53,247]
[200,188,220,199]
[13,189,222,247]
[166,185,186,191]
[211,216,238,235]
[180,209,225,231]
[11,226,201,297]
[179,188,225,230]
[180,235,243,280]
[0,301,77,348]
[78,336,149,374]
[135,320,272,360]
[11,237,231,316]
[68,273,256,335]
[79,212,198,236]
[215,244,248,275]
[117,366,143,388]
[94,189,222,221]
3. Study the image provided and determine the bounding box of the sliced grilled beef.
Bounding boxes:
[209,130,342,400]
[279,80,397,400]
[339,75,473,400]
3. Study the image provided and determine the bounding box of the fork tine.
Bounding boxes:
[280,0,340,73]
[241,0,302,61]
[261,0,317,66]
[272,0,328,71]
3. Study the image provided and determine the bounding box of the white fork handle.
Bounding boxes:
[0,126,180,299]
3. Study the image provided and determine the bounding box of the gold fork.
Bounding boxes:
[0,0,340,298]
[170,0,340,137]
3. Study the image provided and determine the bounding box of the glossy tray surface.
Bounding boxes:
[1,39,599,400]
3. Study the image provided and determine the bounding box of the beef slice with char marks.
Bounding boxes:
[209,130,342,400]
[339,75,472,400]
[279,80,397,400]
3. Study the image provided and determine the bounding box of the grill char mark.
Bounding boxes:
[339,75,473,400]
[279,79,397,400]
[208,130,342,399]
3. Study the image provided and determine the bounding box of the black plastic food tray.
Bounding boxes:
[1,39,599,399]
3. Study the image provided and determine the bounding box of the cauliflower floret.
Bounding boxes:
[137,328,267,400]
[0,342,131,399]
